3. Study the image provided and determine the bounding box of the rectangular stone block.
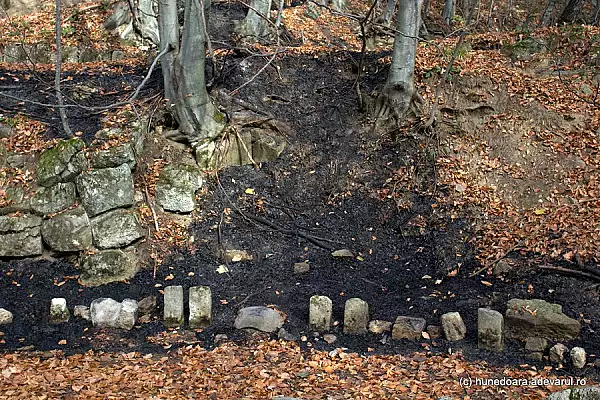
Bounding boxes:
[50,298,70,323]
[392,316,426,340]
[309,295,332,331]
[164,285,184,328]
[478,308,504,352]
[343,298,369,335]
[189,286,212,328]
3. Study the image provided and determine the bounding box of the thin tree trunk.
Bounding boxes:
[379,0,423,121]
[539,0,555,26]
[559,0,584,23]
[55,0,72,136]
[381,0,397,26]
[159,0,224,142]
[423,0,430,17]
[443,0,453,25]
[593,1,600,25]
[486,0,494,30]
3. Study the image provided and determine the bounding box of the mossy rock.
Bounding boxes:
[37,138,86,187]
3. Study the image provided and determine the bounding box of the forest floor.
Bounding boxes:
[0,0,599,398]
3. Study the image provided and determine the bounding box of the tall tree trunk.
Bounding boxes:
[539,0,556,26]
[233,0,273,39]
[443,0,453,25]
[593,0,600,25]
[380,0,397,26]
[159,0,224,142]
[559,0,584,23]
[55,0,72,136]
[375,0,423,123]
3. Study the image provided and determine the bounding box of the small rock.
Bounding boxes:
[50,298,69,323]
[571,347,586,369]
[293,261,310,275]
[426,325,442,339]
[138,295,157,316]
[309,295,332,332]
[214,334,228,342]
[493,260,513,276]
[343,298,369,335]
[0,308,13,325]
[73,305,90,320]
[368,320,392,334]
[549,343,569,364]
[323,334,337,344]
[91,298,121,328]
[223,249,253,262]
[331,249,354,258]
[505,298,580,340]
[234,306,284,333]
[392,316,426,340]
[164,286,184,328]
[525,337,548,352]
[117,299,138,330]
[440,312,466,341]
[277,328,296,341]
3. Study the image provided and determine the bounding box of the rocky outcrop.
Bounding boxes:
[90,209,144,249]
[0,214,43,257]
[36,138,86,187]
[41,205,92,252]
[155,164,203,213]
[76,164,134,217]
[505,299,580,341]
[79,249,138,286]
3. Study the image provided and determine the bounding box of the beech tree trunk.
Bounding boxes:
[539,0,556,26]
[380,0,397,26]
[377,0,423,122]
[443,0,453,25]
[158,0,225,143]
[559,0,584,23]
[233,0,273,39]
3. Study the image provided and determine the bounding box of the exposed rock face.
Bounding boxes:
[37,138,86,187]
[41,205,92,252]
[505,299,581,340]
[30,182,76,215]
[155,164,203,213]
[79,249,138,286]
[392,316,426,340]
[76,164,134,217]
[0,214,43,257]
[90,209,144,249]
[88,143,136,170]
[234,306,284,333]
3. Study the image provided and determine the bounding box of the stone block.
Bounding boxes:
[505,299,580,340]
[50,298,69,323]
[30,182,76,215]
[478,308,504,352]
[234,306,284,333]
[309,295,332,332]
[76,164,134,217]
[79,249,138,286]
[117,299,139,330]
[549,343,568,363]
[343,298,369,335]
[164,285,184,328]
[91,298,121,328]
[571,347,586,369]
[90,208,144,249]
[189,286,212,328]
[441,312,467,341]
[41,205,92,252]
[392,316,426,340]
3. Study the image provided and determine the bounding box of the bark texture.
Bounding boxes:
[233,0,273,39]
[559,0,584,23]
[159,0,225,143]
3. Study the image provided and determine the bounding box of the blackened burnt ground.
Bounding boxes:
[0,50,598,381]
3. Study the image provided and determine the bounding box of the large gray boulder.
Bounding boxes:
[76,164,134,217]
[90,298,139,330]
[90,209,144,249]
[30,182,76,215]
[41,205,92,252]
[155,164,203,213]
[234,306,284,333]
[0,214,43,257]
[505,299,581,341]
[36,138,86,187]
[89,143,136,170]
[79,249,138,286]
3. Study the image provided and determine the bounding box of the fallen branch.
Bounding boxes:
[143,186,160,232]
[539,265,600,283]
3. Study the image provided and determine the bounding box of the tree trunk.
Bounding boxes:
[559,0,584,23]
[539,0,555,26]
[443,0,453,25]
[380,0,397,26]
[159,0,224,142]
[55,0,72,136]
[135,0,160,45]
[233,0,273,39]
[593,1,600,25]
[330,0,345,11]
[376,0,423,123]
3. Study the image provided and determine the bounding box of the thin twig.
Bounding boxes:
[539,265,600,282]
[144,186,160,232]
